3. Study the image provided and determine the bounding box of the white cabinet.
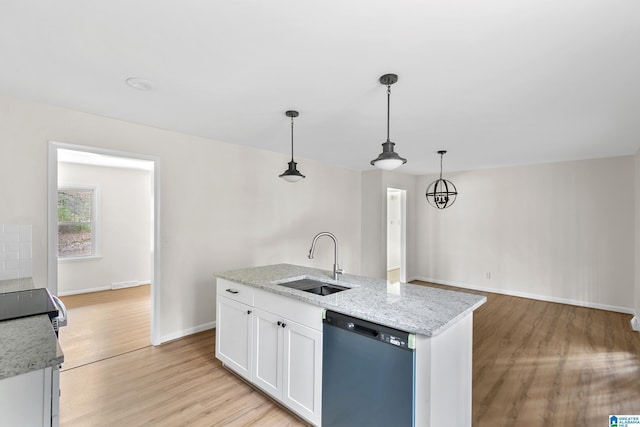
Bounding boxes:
[215,278,323,426]
[253,307,322,424]
[253,308,282,396]
[215,279,255,381]
[216,295,253,381]
[281,317,322,423]
[0,365,60,427]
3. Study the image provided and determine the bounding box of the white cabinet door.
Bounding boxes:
[282,321,322,426]
[216,296,253,381]
[252,308,282,399]
[0,367,50,427]
[253,308,322,426]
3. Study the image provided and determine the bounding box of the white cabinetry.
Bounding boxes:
[215,280,254,381]
[216,296,253,380]
[0,365,60,427]
[281,317,322,422]
[253,307,322,425]
[253,308,282,396]
[215,278,323,426]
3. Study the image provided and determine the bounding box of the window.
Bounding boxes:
[57,187,98,258]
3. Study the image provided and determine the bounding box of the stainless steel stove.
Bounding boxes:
[0,288,66,333]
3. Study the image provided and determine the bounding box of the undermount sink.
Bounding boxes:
[278,278,350,296]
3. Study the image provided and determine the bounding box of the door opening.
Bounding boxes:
[48,141,161,346]
[387,188,406,283]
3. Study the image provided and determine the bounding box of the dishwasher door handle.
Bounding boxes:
[351,323,379,338]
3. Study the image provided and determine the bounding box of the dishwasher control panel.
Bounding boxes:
[323,310,415,351]
[381,333,408,348]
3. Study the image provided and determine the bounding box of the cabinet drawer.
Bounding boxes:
[217,278,254,306]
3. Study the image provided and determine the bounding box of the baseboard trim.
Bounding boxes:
[632,316,640,332]
[159,321,216,345]
[58,281,151,296]
[411,276,636,315]
[111,280,139,290]
[58,285,112,296]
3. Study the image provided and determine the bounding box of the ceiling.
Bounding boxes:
[2,0,640,175]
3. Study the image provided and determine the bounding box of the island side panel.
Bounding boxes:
[415,313,473,427]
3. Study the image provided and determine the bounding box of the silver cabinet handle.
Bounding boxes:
[225,289,239,294]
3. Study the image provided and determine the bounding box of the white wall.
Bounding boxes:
[634,149,640,330]
[0,96,362,342]
[416,156,635,313]
[2,94,636,336]
[360,170,384,279]
[57,162,151,295]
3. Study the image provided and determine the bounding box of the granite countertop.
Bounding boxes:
[0,315,64,380]
[0,278,64,381]
[216,264,487,337]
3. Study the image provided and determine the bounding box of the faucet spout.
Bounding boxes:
[308,232,343,281]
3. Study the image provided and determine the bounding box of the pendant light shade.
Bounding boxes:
[279,110,305,182]
[371,73,407,170]
[426,150,457,209]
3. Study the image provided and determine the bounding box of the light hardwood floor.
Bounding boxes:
[471,291,640,426]
[59,285,150,370]
[60,329,306,426]
[59,282,640,426]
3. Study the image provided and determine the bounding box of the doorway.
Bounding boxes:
[47,141,161,347]
[387,188,406,283]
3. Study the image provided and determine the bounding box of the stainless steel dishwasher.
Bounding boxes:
[322,310,416,427]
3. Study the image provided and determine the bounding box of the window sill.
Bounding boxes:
[58,255,103,263]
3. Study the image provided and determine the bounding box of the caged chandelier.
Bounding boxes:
[425,150,457,209]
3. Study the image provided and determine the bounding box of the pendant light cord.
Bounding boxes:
[439,152,444,180]
[386,84,391,142]
[290,116,295,162]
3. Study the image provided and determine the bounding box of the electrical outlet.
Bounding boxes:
[485,272,491,280]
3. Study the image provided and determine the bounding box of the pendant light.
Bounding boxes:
[370,73,407,170]
[279,110,305,182]
[426,150,458,209]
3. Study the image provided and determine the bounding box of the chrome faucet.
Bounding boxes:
[308,232,344,281]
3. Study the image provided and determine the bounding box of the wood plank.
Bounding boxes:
[58,285,150,370]
[415,281,640,426]
[60,329,307,426]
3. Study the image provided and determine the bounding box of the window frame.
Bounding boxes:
[57,184,101,261]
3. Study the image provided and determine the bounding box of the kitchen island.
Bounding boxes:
[215,264,486,426]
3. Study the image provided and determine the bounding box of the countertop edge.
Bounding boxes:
[215,264,487,337]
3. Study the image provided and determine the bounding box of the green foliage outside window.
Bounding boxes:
[58,189,94,257]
